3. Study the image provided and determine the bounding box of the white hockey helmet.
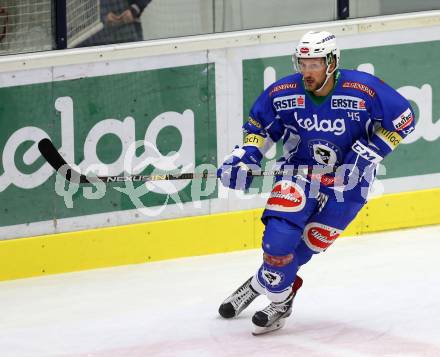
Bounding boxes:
[293,30,340,70]
[293,31,340,92]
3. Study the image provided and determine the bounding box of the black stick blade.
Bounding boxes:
[38,138,65,172]
[38,138,90,183]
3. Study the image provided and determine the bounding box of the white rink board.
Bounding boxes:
[0,12,439,239]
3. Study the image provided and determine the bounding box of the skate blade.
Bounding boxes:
[252,318,286,336]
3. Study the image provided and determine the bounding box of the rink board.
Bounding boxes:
[1,12,440,240]
[1,12,440,280]
[0,187,439,281]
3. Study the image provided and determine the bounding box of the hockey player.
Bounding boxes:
[217,30,416,335]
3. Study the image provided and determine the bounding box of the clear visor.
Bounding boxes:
[293,57,327,73]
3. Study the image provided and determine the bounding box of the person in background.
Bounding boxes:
[79,0,152,47]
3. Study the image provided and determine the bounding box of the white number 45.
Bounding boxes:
[347,112,360,121]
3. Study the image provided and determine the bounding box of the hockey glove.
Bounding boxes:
[336,138,383,199]
[217,145,263,191]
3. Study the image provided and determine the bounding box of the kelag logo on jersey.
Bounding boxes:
[294,112,346,136]
[331,95,366,111]
[273,94,305,111]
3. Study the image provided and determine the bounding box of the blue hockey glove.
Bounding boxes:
[336,138,383,201]
[217,145,263,191]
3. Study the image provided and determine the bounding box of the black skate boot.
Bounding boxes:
[219,277,260,318]
[252,275,303,335]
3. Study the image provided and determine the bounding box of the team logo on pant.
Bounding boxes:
[262,269,283,287]
[266,180,306,212]
[303,222,342,253]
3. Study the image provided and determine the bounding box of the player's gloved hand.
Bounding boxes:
[336,138,383,199]
[217,145,263,190]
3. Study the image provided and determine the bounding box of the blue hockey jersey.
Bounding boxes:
[244,69,415,170]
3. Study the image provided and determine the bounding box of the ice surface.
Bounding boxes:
[1,225,439,357]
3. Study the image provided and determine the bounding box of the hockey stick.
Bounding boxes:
[38,138,333,184]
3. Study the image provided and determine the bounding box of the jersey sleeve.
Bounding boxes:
[243,85,286,143]
[241,84,288,155]
[368,77,416,158]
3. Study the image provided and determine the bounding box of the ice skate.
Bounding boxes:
[218,277,260,318]
[252,276,303,335]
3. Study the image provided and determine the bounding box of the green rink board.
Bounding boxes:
[0,64,217,227]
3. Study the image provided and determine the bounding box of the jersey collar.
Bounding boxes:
[303,70,341,106]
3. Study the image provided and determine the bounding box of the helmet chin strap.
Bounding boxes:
[314,65,337,93]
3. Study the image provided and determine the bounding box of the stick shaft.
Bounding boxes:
[38,138,330,184]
